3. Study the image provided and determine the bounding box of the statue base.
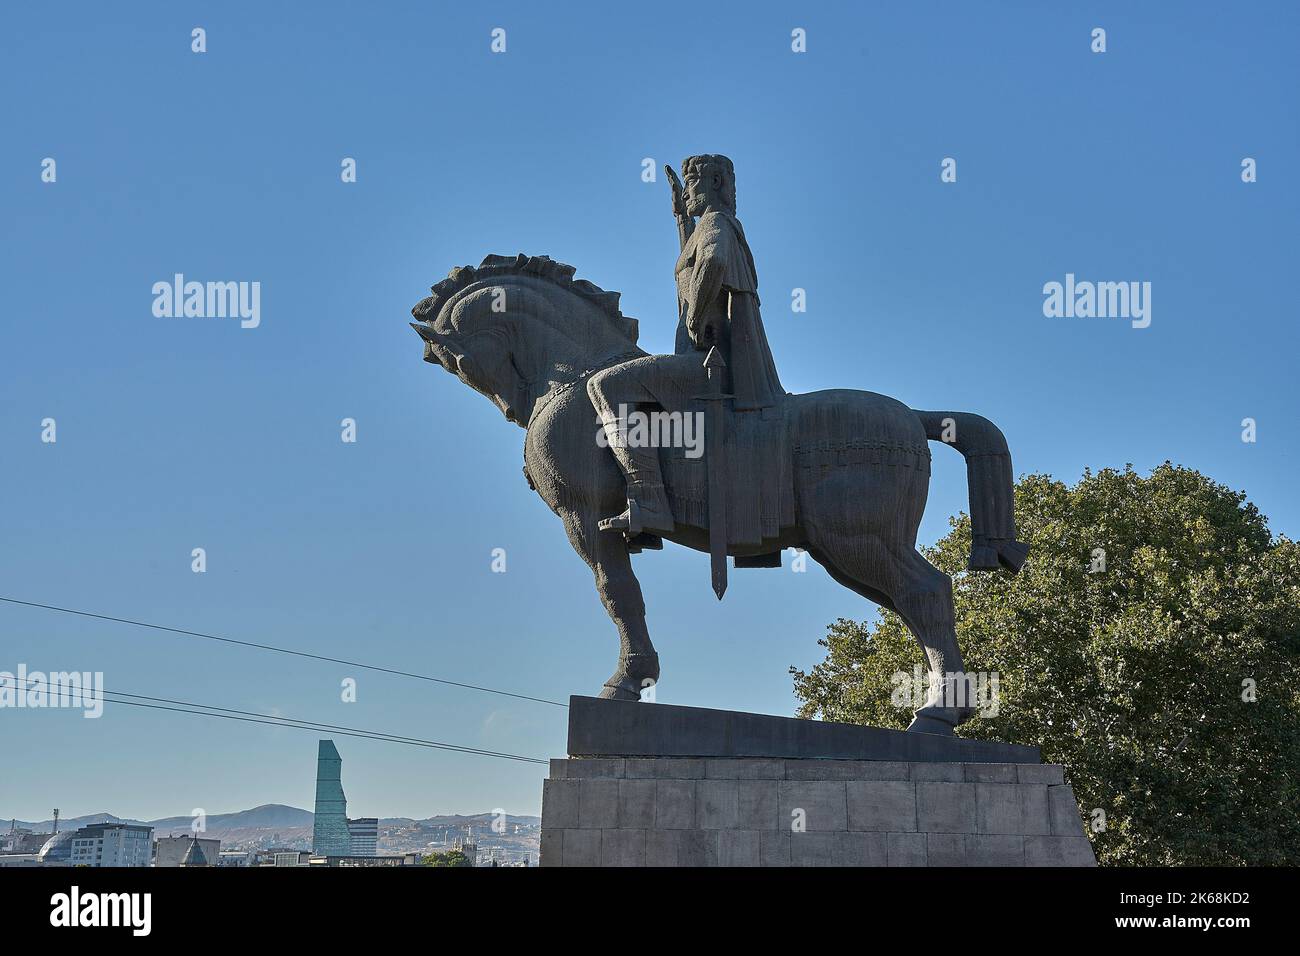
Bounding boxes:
[539,697,1096,867]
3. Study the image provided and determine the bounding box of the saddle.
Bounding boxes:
[658,399,795,561]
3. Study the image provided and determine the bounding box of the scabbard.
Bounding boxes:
[703,347,728,600]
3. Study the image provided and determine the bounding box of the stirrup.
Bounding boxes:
[625,532,664,554]
[599,499,672,536]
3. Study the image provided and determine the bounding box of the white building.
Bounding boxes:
[70,824,153,867]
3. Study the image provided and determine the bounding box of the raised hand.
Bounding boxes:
[665,165,688,219]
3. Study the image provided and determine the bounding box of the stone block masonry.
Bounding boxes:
[540,757,1095,867]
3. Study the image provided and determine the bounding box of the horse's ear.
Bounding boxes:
[411,322,444,365]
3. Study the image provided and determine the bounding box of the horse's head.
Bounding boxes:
[411,254,640,428]
[412,269,533,425]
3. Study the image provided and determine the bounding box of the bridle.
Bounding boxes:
[524,349,644,429]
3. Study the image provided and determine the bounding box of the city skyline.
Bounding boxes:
[3,736,535,845]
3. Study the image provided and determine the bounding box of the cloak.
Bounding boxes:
[674,210,785,411]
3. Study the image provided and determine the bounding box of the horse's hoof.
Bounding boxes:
[598,653,660,701]
[969,538,1030,574]
[907,704,977,734]
[598,680,642,701]
[906,714,955,735]
[997,539,1031,573]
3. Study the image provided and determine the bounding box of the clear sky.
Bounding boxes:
[2,1,1297,822]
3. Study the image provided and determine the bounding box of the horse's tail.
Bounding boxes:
[912,410,1030,574]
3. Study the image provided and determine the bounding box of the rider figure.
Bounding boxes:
[587,154,785,537]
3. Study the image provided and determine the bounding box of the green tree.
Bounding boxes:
[421,848,472,867]
[791,464,1300,865]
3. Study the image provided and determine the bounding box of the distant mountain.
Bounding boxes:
[384,813,541,828]
[7,805,539,836]
[6,812,149,833]
[147,804,314,836]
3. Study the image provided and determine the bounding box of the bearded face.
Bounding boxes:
[683,167,721,217]
[681,155,736,217]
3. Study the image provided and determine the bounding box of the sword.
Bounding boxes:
[698,347,730,600]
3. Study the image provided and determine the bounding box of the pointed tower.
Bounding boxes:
[179,835,209,867]
[312,740,351,856]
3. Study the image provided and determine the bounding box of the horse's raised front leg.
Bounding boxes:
[561,510,660,701]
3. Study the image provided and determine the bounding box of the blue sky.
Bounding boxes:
[2,1,1296,822]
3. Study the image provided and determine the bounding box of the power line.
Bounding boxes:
[9,677,549,766]
[103,689,533,759]
[109,700,548,765]
[0,596,567,708]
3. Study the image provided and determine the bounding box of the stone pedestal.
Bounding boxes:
[539,698,1096,867]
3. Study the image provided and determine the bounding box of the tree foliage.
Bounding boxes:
[791,464,1300,865]
[420,848,471,867]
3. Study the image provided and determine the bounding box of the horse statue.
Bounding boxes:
[411,253,1028,735]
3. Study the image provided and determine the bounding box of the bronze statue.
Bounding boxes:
[411,155,1028,735]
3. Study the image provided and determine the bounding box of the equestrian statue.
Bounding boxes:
[410,154,1029,735]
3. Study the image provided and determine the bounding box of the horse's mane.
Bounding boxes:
[412,253,638,344]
